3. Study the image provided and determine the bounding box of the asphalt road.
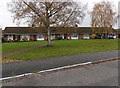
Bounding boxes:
[2,60,119,86]
[2,50,119,78]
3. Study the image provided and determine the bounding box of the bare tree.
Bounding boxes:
[8,0,87,46]
[91,1,116,35]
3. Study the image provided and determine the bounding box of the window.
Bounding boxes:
[38,34,44,38]
[73,33,77,37]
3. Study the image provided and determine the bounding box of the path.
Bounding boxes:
[2,43,47,57]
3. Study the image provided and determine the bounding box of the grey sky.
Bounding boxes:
[0,0,119,29]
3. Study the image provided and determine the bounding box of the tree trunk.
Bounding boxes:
[47,27,51,47]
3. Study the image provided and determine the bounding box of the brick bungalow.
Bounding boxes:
[115,29,120,38]
[2,27,118,42]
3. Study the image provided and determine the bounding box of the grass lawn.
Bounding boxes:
[2,41,47,54]
[4,39,118,61]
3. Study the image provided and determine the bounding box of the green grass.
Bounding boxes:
[32,70,40,73]
[2,41,47,54]
[4,39,118,61]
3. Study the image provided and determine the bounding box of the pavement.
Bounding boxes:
[2,60,119,86]
[2,50,119,78]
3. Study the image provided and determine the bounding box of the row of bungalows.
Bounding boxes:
[116,29,120,38]
[2,27,119,42]
[0,28,2,42]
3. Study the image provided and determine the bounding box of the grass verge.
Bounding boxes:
[2,41,47,54]
[3,39,118,61]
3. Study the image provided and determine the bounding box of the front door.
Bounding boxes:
[13,35,16,40]
[118,34,120,38]
[64,34,67,39]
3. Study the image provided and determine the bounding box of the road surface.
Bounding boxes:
[2,60,118,86]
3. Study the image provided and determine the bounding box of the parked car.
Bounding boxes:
[107,36,114,39]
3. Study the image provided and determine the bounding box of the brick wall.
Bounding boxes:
[78,34,83,39]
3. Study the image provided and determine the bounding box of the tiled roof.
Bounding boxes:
[113,29,120,34]
[77,27,93,34]
[4,27,46,34]
[3,27,115,34]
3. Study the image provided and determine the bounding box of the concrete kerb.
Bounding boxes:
[0,57,119,82]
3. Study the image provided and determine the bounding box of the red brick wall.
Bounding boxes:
[30,35,34,41]
[44,34,48,40]
[108,34,111,36]
[116,34,119,38]
[67,34,71,40]
[78,34,83,39]
[116,34,120,38]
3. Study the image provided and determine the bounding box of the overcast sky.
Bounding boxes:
[0,0,119,29]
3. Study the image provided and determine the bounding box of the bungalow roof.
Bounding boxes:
[4,27,46,34]
[3,27,115,34]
